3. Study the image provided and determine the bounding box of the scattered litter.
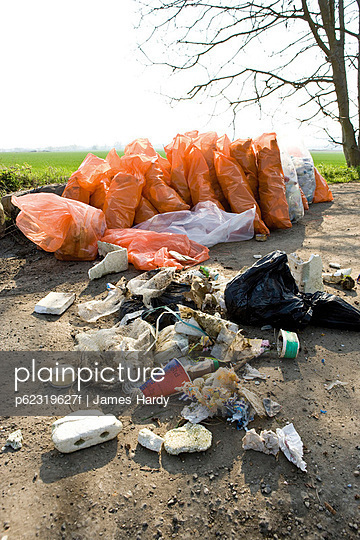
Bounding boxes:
[323,268,355,290]
[288,252,324,293]
[88,242,128,280]
[261,325,273,331]
[141,358,190,398]
[51,410,123,453]
[187,359,223,380]
[226,397,253,429]
[253,254,262,259]
[178,366,265,426]
[75,318,155,363]
[242,428,279,456]
[243,364,266,380]
[263,398,282,417]
[181,403,212,424]
[2,429,23,451]
[320,409,327,414]
[164,422,212,455]
[127,268,175,308]
[34,292,76,316]
[325,380,348,391]
[154,325,189,365]
[329,262,341,269]
[77,283,125,323]
[276,423,307,472]
[49,364,77,388]
[321,358,325,364]
[138,428,164,453]
[175,317,206,337]
[277,329,300,359]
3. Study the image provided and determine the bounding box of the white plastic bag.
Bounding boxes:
[134,201,255,248]
[77,283,124,323]
[280,150,304,222]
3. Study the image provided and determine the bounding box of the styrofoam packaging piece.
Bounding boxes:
[138,428,164,452]
[287,252,324,293]
[164,422,212,455]
[88,243,128,280]
[1,429,23,451]
[34,292,76,315]
[52,410,123,453]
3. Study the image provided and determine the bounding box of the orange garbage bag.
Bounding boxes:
[103,173,145,229]
[230,138,259,201]
[214,136,269,236]
[313,167,334,203]
[125,138,172,185]
[134,197,159,225]
[62,153,110,207]
[105,148,122,180]
[164,134,193,205]
[185,145,223,209]
[192,131,228,208]
[185,130,199,138]
[101,229,209,271]
[103,154,152,229]
[12,193,106,261]
[254,133,292,230]
[89,177,110,210]
[61,176,90,205]
[299,186,309,211]
[143,162,190,213]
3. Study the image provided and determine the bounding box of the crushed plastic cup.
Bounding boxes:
[140,358,191,398]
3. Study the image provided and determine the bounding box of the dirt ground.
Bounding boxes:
[0,182,359,540]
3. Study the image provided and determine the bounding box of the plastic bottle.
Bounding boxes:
[187,359,223,380]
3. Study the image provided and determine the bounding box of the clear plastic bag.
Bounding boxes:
[280,150,305,222]
[133,200,255,248]
[283,140,316,204]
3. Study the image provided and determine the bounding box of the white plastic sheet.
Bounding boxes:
[134,201,255,247]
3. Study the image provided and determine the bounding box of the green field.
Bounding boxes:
[311,151,346,166]
[0,151,110,176]
[0,149,358,196]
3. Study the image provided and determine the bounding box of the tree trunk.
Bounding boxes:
[319,0,360,166]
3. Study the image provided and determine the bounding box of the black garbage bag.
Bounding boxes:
[118,281,196,330]
[118,297,146,320]
[151,282,196,310]
[225,250,360,331]
[118,297,179,330]
[303,291,360,330]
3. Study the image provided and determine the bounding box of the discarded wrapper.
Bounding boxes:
[277,329,299,359]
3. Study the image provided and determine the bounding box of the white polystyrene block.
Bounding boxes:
[88,245,128,280]
[34,292,76,315]
[288,253,324,293]
[138,428,164,452]
[52,411,123,453]
[164,422,212,455]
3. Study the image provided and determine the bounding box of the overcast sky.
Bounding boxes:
[1,0,336,150]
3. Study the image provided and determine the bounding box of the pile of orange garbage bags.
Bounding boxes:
[13,131,333,268]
